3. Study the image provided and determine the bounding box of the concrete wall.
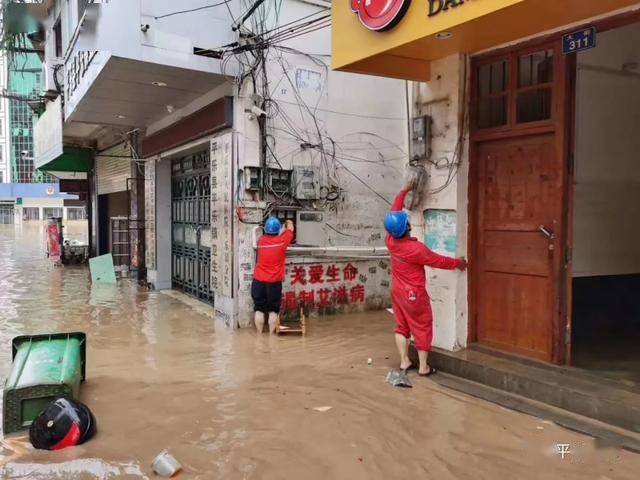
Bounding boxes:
[230,0,408,327]
[142,0,408,329]
[408,54,469,352]
[147,156,172,290]
[72,0,239,75]
[573,23,640,277]
[58,0,239,120]
[261,1,408,247]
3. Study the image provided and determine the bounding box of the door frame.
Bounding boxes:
[468,37,571,365]
[468,9,640,365]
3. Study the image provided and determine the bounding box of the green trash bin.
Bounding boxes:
[3,332,86,434]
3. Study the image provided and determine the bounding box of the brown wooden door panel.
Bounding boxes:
[483,231,550,277]
[476,133,561,361]
[479,135,559,231]
[471,39,571,364]
[478,272,552,360]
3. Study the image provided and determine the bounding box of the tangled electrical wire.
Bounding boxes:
[210,1,418,219]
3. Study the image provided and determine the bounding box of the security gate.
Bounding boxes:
[0,204,14,224]
[171,150,214,304]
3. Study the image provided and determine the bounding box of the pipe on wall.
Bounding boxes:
[252,226,389,256]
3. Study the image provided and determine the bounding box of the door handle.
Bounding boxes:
[539,225,555,240]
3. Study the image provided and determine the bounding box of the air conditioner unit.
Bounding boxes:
[43,60,63,97]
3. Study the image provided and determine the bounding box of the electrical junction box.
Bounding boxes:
[244,167,262,191]
[411,115,432,161]
[272,208,298,243]
[295,210,326,246]
[294,166,320,200]
[273,208,296,226]
[267,168,292,194]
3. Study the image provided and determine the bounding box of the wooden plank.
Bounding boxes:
[478,271,552,360]
[483,231,550,277]
[276,309,306,336]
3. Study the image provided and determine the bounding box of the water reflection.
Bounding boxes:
[0,224,639,479]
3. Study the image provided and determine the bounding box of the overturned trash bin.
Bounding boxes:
[3,332,86,434]
[29,397,96,450]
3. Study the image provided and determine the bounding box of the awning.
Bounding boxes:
[333,0,640,81]
[38,147,93,177]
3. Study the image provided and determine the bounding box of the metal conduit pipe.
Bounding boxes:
[288,246,389,254]
[287,253,389,260]
[252,226,389,256]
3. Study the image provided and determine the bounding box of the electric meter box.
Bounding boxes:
[411,115,432,161]
[294,166,320,200]
[295,210,325,246]
[244,167,262,191]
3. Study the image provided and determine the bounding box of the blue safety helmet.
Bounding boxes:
[384,211,410,239]
[264,216,282,235]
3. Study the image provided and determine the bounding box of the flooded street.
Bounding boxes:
[0,224,638,479]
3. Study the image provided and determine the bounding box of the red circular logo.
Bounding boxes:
[350,0,411,31]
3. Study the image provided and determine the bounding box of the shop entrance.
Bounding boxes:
[570,21,640,383]
[170,150,214,305]
[471,13,640,372]
[471,41,570,363]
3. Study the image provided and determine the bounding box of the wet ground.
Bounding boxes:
[1,224,639,479]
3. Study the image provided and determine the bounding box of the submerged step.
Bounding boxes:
[432,372,640,454]
[411,346,640,434]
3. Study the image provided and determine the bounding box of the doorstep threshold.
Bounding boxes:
[433,372,640,454]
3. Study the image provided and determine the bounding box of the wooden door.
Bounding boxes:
[476,134,562,361]
[470,41,570,363]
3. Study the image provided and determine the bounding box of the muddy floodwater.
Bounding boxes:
[0,224,639,479]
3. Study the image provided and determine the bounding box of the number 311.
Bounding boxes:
[569,37,590,50]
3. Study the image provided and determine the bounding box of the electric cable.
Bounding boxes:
[154,1,232,20]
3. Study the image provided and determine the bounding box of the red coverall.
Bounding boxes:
[254,230,295,282]
[386,189,463,351]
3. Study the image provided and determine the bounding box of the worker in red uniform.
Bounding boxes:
[252,216,295,334]
[385,180,467,376]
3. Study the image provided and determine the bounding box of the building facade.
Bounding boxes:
[333,0,640,365]
[0,182,82,225]
[0,52,10,184]
[7,41,52,183]
[31,0,409,326]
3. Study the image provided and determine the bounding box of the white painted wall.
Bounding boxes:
[409,53,469,352]
[573,23,640,277]
[72,0,239,75]
[262,1,408,246]
[230,0,409,327]
[59,0,240,119]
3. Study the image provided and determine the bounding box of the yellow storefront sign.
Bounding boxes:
[333,0,640,81]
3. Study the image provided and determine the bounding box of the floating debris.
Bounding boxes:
[386,369,412,388]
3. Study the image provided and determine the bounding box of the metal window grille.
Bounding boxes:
[43,207,63,219]
[67,207,87,220]
[0,204,14,224]
[22,207,39,221]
